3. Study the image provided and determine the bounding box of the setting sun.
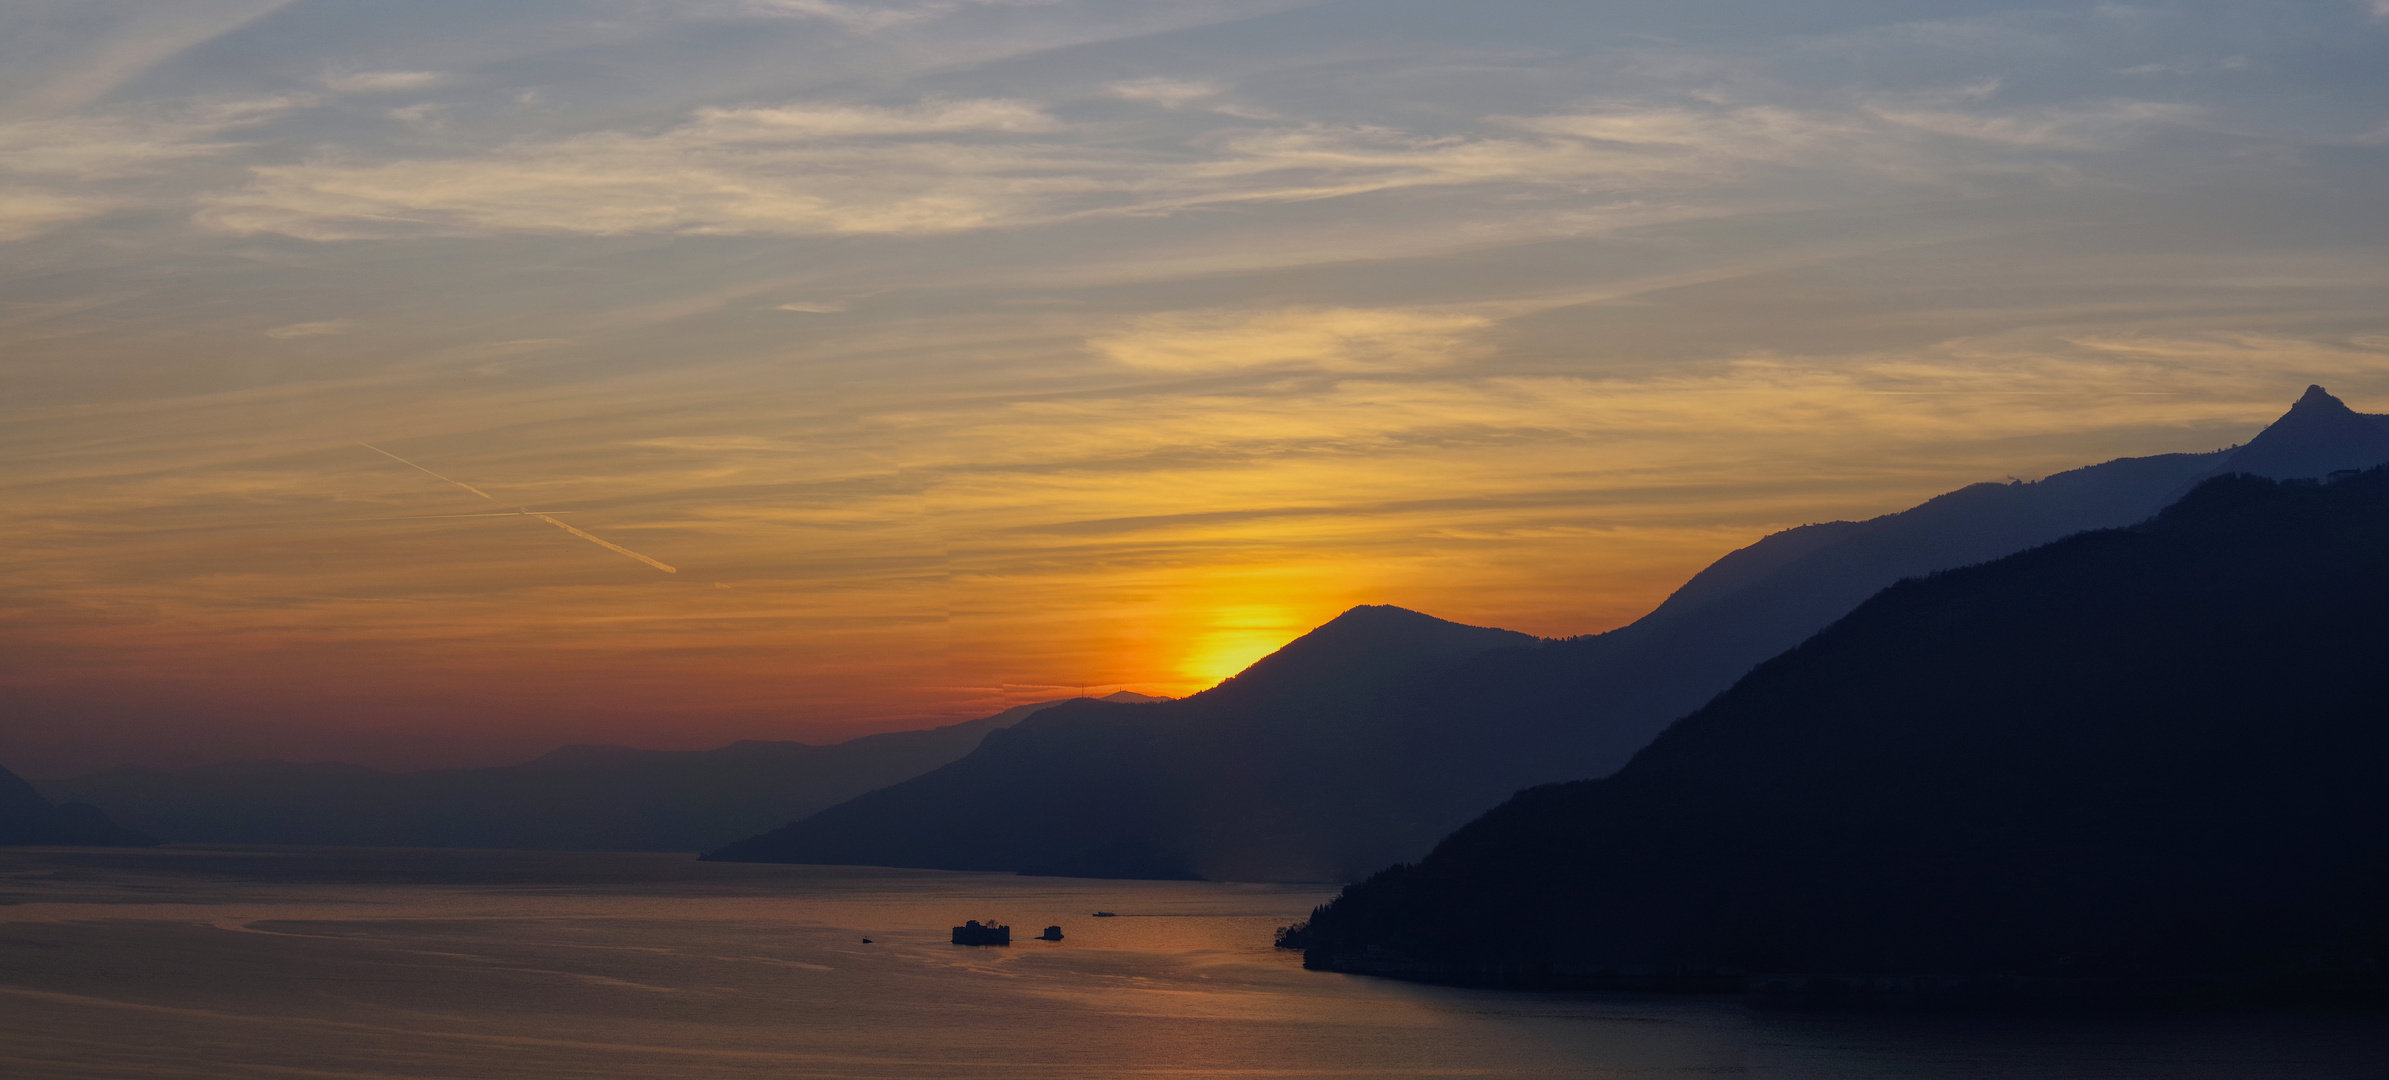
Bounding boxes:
[1178,605,1311,687]
[4,2,2384,1075]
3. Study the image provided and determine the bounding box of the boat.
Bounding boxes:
[1091,911,1117,917]
[951,920,1011,946]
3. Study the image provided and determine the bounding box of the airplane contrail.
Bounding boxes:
[357,442,678,574]
[531,513,678,574]
[356,442,497,501]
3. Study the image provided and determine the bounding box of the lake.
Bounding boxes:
[0,846,2379,1079]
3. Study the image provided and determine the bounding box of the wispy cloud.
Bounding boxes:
[1865,100,2203,149]
[0,187,117,242]
[323,70,446,94]
[0,96,302,241]
[731,0,1054,33]
[736,0,944,32]
[1108,78,1223,108]
[191,85,2217,243]
[263,320,354,339]
[195,99,1086,239]
[939,333,2383,486]
[0,98,294,179]
[2116,56,2249,77]
[0,0,304,120]
[691,98,1062,138]
[1091,307,1493,373]
[2,0,2381,768]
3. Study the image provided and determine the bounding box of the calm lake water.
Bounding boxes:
[0,846,2379,1079]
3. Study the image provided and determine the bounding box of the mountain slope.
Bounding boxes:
[2180,383,2389,486]
[712,387,2389,882]
[703,606,1538,880]
[0,765,154,846]
[54,693,1159,852]
[1319,385,2389,843]
[1290,470,2389,993]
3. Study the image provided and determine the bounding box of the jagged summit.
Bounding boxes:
[2204,384,2389,484]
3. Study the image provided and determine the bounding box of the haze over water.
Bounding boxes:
[0,847,2379,1079]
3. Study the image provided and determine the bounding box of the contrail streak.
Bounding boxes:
[356,442,497,501]
[357,442,677,574]
[532,514,677,574]
[394,511,576,519]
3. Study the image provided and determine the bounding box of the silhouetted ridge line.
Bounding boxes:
[0,764,154,847]
[701,386,2389,883]
[2176,384,2389,492]
[700,607,1536,878]
[1288,469,2389,999]
[53,693,1163,852]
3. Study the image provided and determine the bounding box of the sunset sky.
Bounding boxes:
[4,0,2387,778]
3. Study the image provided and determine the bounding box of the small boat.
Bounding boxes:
[1037,925,1063,941]
[1091,911,1117,917]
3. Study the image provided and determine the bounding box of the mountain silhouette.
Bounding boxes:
[0,764,154,846]
[706,386,2389,881]
[1286,469,2389,996]
[1405,387,2389,797]
[2183,384,2389,485]
[702,606,1536,879]
[54,693,1160,852]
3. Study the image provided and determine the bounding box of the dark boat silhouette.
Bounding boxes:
[951,920,1010,945]
[1091,911,1117,917]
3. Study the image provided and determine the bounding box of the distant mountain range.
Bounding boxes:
[1286,468,2389,996]
[707,386,2389,881]
[51,692,1160,852]
[0,764,152,847]
[704,607,1536,878]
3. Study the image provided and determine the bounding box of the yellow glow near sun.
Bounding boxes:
[1178,604,1311,687]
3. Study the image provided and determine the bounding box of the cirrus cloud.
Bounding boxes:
[0,187,117,242]
[322,70,446,94]
[0,98,296,179]
[187,85,2216,243]
[193,98,1094,239]
[1090,307,1495,373]
[262,319,354,339]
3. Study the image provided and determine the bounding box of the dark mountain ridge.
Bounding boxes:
[0,764,153,847]
[2176,383,2389,488]
[705,387,2389,882]
[54,693,1160,852]
[703,606,1538,880]
[1288,469,2389,997]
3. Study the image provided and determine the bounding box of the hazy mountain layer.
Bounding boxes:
[54,694,1157,852]
[0,765,153,847]
[706,387,2389,882]
[1288,469,2389,996]
[1384,385,2389,795]
[704,606,1538,880]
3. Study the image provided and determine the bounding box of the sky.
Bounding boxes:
[2,0,2386,779]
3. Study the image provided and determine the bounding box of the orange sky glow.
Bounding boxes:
[3,0,2386,778]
